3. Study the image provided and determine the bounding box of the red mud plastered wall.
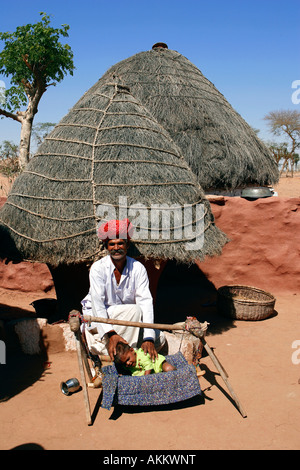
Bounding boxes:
[198,197,300,294]
[0,197,54,293]
[0,260,54,293]
[0,196,299,295]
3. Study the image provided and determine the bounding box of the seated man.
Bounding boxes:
[81,218,165,361]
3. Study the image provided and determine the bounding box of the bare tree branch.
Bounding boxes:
[0,108,22,123]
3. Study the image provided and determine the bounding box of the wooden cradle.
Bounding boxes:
[68,312,247,425]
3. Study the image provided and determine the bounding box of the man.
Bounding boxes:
[81,218,164,361]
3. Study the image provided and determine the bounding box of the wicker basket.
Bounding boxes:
[217,285,276,321]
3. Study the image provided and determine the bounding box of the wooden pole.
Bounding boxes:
[197,336,247,418]
[79,336,93,382]
[83,315,190,333]
[75,330,92,425]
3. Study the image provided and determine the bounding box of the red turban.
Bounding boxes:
[97,218,134,241]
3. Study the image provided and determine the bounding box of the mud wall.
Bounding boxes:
[198,196,300,294]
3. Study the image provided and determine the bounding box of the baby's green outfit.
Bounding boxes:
[128,348,166,376]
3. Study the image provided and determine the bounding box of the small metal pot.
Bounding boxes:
[241,187,273,200]
[60,378,81,396]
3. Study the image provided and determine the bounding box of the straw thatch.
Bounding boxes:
[94,44,279,190]
[0,82,228,265]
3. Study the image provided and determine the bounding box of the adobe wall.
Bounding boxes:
[198,196,300,294]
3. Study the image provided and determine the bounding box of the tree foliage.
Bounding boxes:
[0,140,20,176]
[0,12,74,112]
[32,121,56,147]
[264,110,300,175]
[0,12,74,168]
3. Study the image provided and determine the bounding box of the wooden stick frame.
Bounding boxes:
[74,329,92,425]
[69,312,247,421]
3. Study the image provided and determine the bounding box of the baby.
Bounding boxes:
[114,341,176,376]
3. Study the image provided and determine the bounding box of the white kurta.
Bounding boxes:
[81,255,156,342]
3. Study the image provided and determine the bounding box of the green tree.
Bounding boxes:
[0,12,74,168]
[0,140,20,176]
[32,121,56,148]
[264,110,300,176]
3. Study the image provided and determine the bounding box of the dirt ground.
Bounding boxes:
[0,174,299,451]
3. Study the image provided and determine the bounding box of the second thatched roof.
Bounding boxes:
[93,44,279,191]
[0,82,228,265]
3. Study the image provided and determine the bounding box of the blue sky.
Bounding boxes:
[0,0,299,150]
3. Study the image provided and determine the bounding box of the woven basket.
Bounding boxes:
[217,285,276,321]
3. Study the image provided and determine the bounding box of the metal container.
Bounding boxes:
[60,378,81,396]
[241,187,273,199]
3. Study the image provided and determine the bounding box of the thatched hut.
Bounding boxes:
[93,43,279,191]
[0,82,228,315]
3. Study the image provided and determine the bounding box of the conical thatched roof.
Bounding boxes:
[93,44,279,190]
[0,82,228,265]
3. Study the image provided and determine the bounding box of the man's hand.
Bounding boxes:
[107,333,127,361]
[141,340,158,362]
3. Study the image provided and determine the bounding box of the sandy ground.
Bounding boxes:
[0,173,299,451]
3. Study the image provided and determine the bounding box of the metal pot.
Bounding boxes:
[60,377,81,395]
[241,187,273,199]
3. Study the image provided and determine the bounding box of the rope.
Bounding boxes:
[94,124,173,142]
[56,123,100,131]
[72,107,105,113]
[56,122,171,140]
[71,108,167,127]
[73,106,155,118]
[0,219,95,243]
[44,136,94,147]
[92,198,205,210]
[94,141,182,159]
[43,137,182,160]
[93,181,196,187]
[50,123,176,150]
[8,193,93,202]
[33,152,92,161]
[90,84,118,232]
[7,192,206,207]
[105,111,160,121]
[23,170,90,183]
[92,92,116,100]
[4,201,94,222]
[93,159,189,170]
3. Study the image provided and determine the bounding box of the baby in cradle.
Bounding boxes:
[113,341,176,376]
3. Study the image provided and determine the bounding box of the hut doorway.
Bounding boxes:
[154,260,218,324]
[47,263,90,320]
